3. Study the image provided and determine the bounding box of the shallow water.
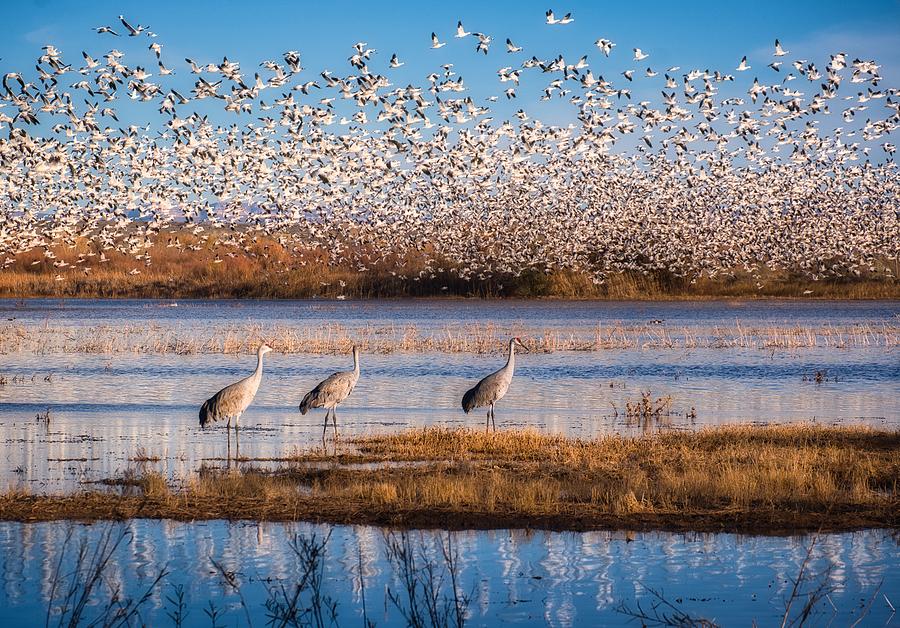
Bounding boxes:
[1,299,898,626]
[3,297,897,328]
[0,521,896,627]
[0,299,897,492]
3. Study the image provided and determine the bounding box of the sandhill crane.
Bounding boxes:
[462,337,527,430]
[299,345,360,440]
[199,343,272,431]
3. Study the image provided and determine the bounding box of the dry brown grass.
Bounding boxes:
[1,424,897,533]
[0,227,896,299]
[1,320,896,355]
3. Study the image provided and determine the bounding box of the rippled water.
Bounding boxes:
[0,299,897,492]
[0,521,896,627]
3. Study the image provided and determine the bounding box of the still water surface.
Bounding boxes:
[0,521,896,627]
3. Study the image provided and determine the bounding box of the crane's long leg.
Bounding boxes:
[486,407,491,431]
[490,404,496,431]
[332,408,338,439]
[322,408,331,442]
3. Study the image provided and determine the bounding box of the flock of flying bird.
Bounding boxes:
[200,340,525,437]
[0,11,898,285]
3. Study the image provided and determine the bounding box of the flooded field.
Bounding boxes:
[0,299,898,625]
[0,521,896,626]
[0,299,898,493]
[0,299,896,493]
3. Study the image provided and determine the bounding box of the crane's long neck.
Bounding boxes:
[504,340,516,373]
[253,351,265,381]
[352,348,360,377]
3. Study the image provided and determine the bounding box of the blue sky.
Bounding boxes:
[2,0,899,131]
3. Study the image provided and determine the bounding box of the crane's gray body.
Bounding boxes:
[462,338,524,429]
[299,369,359,411]
[300,346,360,438]
[200,344,271,428]
[462,362,514,412]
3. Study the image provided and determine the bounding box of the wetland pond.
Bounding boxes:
[0,299,897,625]
[0,522,897,626]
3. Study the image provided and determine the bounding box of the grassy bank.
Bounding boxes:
[1,229,896,299]
[2,424,898,533]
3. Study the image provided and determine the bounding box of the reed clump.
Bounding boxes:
[1,424,897,533]
[131,446,161,462]
[624,391,674,422]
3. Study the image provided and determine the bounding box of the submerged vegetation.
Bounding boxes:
[3,424,898,533]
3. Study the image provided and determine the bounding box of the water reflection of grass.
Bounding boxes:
[38,522,889,627]
[44,522,471,628]
[2,424,897,533]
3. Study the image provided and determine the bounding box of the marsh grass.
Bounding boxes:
[1,227,897,300]
[383,531,471,628]
[131,447,161,463]
[45,524,168,627]
[35,407,51,425]
[624,391,674,421]
[617,586,719,627]
[40,522,473,627]
[258,532,339,628]
[3,424,897,532]
[1,320,897,355]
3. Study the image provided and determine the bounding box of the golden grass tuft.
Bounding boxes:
[1,424,897,533]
